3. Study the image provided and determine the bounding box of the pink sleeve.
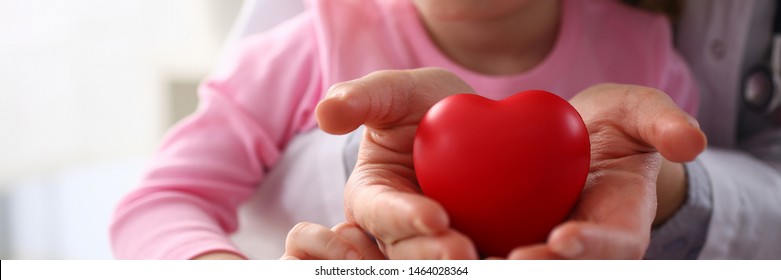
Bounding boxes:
[110,13,322,259]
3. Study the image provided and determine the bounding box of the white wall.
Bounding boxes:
[1,0,308,260]
[7,157,146,259]
[0,0,243,259]
[0,0,241,185]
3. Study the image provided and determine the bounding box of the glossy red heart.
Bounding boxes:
[413,90,590,257]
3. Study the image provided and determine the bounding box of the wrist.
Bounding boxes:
[653,159,688,227]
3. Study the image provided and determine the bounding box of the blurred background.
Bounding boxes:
[0,0,303,259]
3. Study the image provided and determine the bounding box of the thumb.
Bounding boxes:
[571,84,707,163]
[315,68,474,135]
[649,110,706,162]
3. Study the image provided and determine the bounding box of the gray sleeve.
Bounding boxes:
[695,147,781,259]
[674,0,781,260]
[644,159,713,259]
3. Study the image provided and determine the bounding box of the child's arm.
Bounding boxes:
[110,13,323,259]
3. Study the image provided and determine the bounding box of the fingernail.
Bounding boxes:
[325,84,344,99]
[551,237,584,259]
[345,250,361,260]
[685,115,700,129]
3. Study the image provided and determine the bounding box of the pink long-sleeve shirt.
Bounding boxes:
[111,0,698,259]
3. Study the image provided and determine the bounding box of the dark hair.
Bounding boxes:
[620,0,683,22]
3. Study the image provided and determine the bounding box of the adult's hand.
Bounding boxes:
[315,68,479,259]
[508,83,707,259]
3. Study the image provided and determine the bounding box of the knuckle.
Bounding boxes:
[287,221,314,240]
[323,233,344,253]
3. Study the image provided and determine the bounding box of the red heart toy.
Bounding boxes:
[413,90,590,257]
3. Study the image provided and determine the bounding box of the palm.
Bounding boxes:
[566,110,663,259]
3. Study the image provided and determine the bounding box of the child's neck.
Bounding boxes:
[418,0,561,76]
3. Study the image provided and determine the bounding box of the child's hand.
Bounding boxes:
[281,222,385,260]
[315,68,479,259]
[192,252,245,260]
[508,84,707,259]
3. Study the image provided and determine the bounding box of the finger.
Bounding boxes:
[572,84,707,162]
[565,168,657,258]
[284,222,360,260]
[345,185,451,245]
[506,244,563,260]
[383,230,478,260]
[331,223,386,260]
[315,68,473,134]
[547,222,646,260]
[344,169,451,246]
